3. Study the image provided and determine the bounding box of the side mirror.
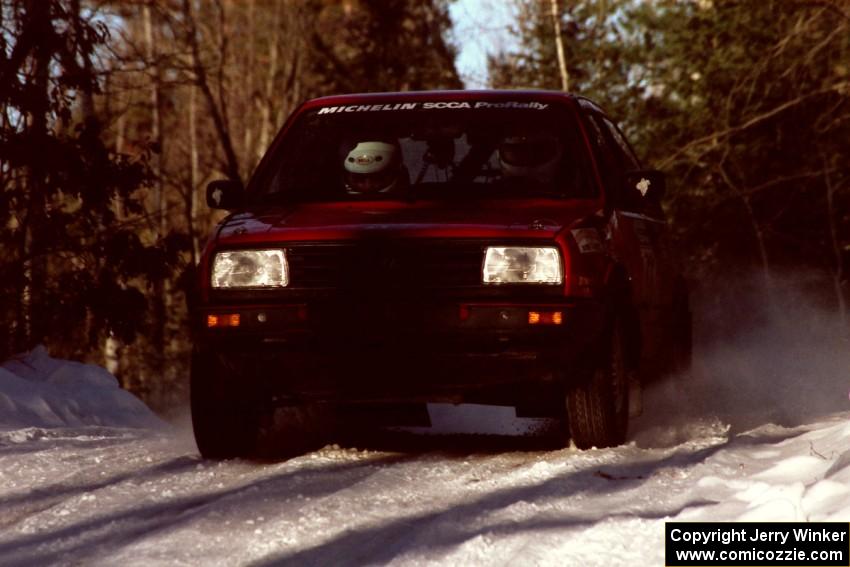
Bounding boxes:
[206,179,244,210]
[625,169,666,202]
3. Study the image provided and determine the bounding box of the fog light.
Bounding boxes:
[528,311,563,325]
[207,314,240,328]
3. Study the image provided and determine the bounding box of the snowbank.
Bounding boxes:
[0,346,166,430]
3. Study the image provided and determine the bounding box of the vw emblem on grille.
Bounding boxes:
[352,246,408,287]
[366,253,398,278]
[381,256,397,271]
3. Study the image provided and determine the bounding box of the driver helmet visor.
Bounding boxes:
[345,168,397,194]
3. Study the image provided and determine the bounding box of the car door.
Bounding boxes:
[579,103,672,371]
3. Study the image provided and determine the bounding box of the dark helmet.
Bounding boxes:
[498,131,563,184]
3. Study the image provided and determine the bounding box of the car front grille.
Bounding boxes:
[285,240,485,291]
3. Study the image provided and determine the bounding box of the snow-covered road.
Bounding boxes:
[3,309,850,566]
[3,406,850,566]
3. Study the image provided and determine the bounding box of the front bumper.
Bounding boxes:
[194,298,606,402]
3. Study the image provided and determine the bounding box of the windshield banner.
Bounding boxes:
[317,101,549,114]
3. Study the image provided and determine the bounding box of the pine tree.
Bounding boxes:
[488,0,850,317]
[0,1,180,366]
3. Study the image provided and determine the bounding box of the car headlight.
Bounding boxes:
[482,246,563,284]
[211,249,288,288]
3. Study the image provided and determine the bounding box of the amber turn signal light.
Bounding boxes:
[207,314,240,328]
[528,311,562,325]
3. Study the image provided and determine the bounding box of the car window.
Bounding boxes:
[601,117,640,170]
[582,114,619,192]
[251,103,598,203]
[600,116,666,219]
[584,113,643,212]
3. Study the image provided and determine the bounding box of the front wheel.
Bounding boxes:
[566,319,631,449]
[190,350,262,460]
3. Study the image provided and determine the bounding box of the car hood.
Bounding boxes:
[216,200,601,243]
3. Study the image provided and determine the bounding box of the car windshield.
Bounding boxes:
[251,100,598,203]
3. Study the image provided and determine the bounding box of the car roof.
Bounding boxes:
[300,89,582,110]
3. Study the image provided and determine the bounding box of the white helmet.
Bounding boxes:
[344,141,403,194]
[498,132,562,185]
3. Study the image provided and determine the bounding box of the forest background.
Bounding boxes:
[2,0,848,411]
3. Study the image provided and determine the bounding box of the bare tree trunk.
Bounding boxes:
[71,0,96,122]
[144,1,168,380]
[188,84,200,265]
[106,124,124,375]
[19,191,33,350]
[104,335,120,376]
[550,0,569,92]
[274,51,301,135]
[72,0,117,365]
[743,194,772,291]
[257,0,282,159]
[183,0,242,184]
[143,2,166,237]
[242,0,256,169]
[19,0,52,351]
[823,154,847,331]
[115,111,126,155]
[273,4,302,136]
[719,162,773,301]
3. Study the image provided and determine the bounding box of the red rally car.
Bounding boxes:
[191,90,691,459]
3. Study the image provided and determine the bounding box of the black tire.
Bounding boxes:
[255,403,334,459]
[190,349,262,460]
[566,319,630,449]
